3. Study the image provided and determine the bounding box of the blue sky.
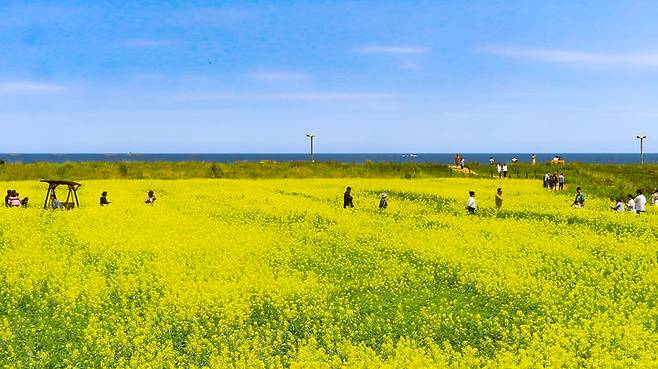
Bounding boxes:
[1,0,658,153]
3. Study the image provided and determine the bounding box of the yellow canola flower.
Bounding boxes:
[0,178,656,367]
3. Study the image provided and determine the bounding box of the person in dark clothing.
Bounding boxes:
[100,191,110,206]
[20,197,29,207]
[343,187,354,208]
[5,190,11,207]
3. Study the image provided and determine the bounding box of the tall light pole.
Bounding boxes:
[637,135,647,164]
[306,133,315,163]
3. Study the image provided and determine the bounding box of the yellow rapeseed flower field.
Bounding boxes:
[0,178,657,368]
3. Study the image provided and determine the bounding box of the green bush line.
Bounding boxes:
[0,161,453,181]
[0,161,655,199]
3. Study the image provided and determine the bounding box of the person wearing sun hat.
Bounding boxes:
[379,192,388,209]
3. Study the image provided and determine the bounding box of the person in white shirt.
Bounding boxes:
[543,172,550,188]
[489,157,495,165]
[610,198,625,212]
[627,194,636,213]
[635,189,647,213]
[466,191,476,214]
[511,157,518,163]
[502,164,508,178]
[496,163,502,178]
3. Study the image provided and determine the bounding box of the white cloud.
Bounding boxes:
[0,82,66,93]
[482,45,658,66]
[355,46,429,55]
[119,39,179,48]
[248,71,310,82]
[181,91,399,101]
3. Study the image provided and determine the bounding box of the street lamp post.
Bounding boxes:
[306,134,315,163]
[637,135,647,164]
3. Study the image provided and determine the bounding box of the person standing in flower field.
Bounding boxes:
[497,163,502,178]
[572,187,585,208]
[558,173,565,191]
[495,188,503,209]
[543,172,550,188]
[379,193,388,209]
[466,191,476,214]
[343,187,354,208]
[502,163,508,178]
[635,189,647,214]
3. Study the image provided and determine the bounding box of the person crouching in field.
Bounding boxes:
[572,187,585,208]
[7,190,21,208]
[379,193,388,209]
[610,198,625,212]
[627,194,636,213]
[466,191,476,214]
[495,188,503,209]
[51,193,64,210]
[100,191,110,206]
[343,187,354,208]
[145,190,156,205]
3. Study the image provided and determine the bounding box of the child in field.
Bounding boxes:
[466,191,476,214]
[100,191,110,206]
[635,190,647,214]
[610,198,625,212]
[8,190,21,207]
[572,187,585,208]
[495,188,503,209]
[627,194,636,213]
[343,187,354,208]
[379,193,388,209]
[20,197,28,207]
[51,193,64,210]
[145,191,156,205]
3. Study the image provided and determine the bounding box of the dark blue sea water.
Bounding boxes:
[0,153,655,164]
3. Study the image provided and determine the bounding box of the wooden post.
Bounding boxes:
[43,185,51,209]
[73,186,80,207]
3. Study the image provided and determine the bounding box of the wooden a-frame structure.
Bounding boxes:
[41,179,82,209]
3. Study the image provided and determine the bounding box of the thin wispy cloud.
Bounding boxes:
[0,82,66,93]
[249,71,311,82]
[482,45,658,66]
[119,39,179,48]
[355,45,429,55]
[181,91,399,102]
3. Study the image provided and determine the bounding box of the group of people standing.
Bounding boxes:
[453,154,466,169]
[610,189,657,214]
[4,190,28,208]
[544,172,565,191]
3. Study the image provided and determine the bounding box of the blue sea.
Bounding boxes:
[0,153,655,164]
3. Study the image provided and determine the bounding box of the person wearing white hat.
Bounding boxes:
[379,193,388,209]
